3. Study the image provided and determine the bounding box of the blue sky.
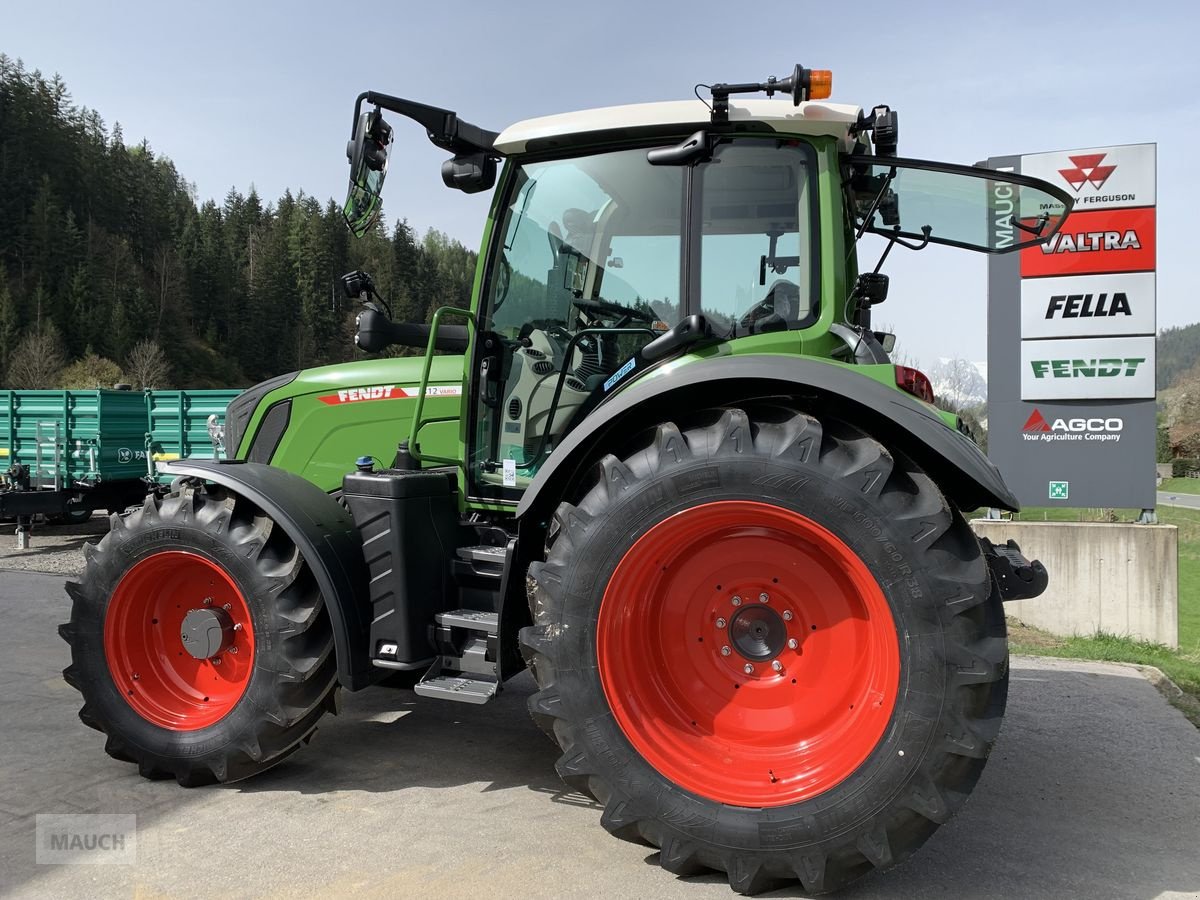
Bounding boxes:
[5,0,1195,365]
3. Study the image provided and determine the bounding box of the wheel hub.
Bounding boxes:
[180,607,235,660]
[728,604,786,661]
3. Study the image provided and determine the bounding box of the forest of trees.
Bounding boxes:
[0,57,477,389]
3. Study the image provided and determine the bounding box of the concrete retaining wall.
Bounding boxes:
[970,520,1178,648]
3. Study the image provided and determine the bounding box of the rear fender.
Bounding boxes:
[516,355,1016,532]
[160,459,374,690]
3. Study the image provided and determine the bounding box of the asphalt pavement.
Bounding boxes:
[1159,491,1200,511]
[3,569,1199,899]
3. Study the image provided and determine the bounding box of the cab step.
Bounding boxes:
[414,609,500,704]
[413,672,498,704]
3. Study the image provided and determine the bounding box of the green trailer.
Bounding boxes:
[146,389,241,477]
[0,388,244,541]
[0,389,149,486]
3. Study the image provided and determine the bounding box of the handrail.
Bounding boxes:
[407,306,476,465]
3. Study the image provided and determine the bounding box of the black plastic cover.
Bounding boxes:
[224,371,298,459]
[246,400,291,464]
[342,469,460,665]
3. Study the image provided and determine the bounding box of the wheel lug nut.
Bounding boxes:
[132,673,139,680]
[759,592,769,603]
[715,617,727,629]
[782,610,793,621]
[223,603,232,611]
[721,646,732,657]
[731,596,742,606]
[233,623,242,632]
[743,663,754,675]
[771,660,783,672]
[229,646,238,654]
[787,638,799,650]
[212,657,222,666]
[203,597,213,606]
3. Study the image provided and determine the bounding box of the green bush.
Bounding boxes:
[1173,458,1200,478]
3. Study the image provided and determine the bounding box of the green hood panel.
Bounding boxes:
[236,355,464,492]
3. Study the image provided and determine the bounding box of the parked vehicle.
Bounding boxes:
[62,64,1061,894]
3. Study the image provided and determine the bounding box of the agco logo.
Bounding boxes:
[1058,153,1116,193]
[1022,409,1123,444]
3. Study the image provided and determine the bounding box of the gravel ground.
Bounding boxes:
[0,513,108,576]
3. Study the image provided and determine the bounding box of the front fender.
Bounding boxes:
[516,355,1016,524]
[160,459,373,691]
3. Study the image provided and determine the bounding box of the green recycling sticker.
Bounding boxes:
[1049,481,1069,500]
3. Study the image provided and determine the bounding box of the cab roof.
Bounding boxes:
[494,99,864,155]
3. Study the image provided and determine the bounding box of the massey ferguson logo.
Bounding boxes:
[1022,409,1123,443]
[1058,154,1116,192]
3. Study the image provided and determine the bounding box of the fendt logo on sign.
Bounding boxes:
[1019,335,1155,400]
[1058,153,1116,193]
[1029,358,1146,379]
[1021,408,1123,443]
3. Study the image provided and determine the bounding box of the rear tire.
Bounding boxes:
[60,484,339,785]
[520,407,1007,894]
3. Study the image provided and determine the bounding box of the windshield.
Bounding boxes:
[850,157,1073,253]
[487,148,684,335]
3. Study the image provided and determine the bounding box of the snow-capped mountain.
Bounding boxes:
[928,358,987,409]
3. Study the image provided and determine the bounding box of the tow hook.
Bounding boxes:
[980,537,1049,602]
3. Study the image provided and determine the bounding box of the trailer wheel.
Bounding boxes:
[521,407,1006,894]
[60,485,339,785]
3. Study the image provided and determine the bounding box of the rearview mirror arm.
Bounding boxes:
[351,91,501,156]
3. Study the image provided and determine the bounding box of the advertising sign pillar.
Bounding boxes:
[986,144,1157,509]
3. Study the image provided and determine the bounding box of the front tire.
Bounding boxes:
[60,485,339,785]
[520,407,1007,894]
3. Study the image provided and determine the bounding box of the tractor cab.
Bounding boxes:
[342,68,1070,504]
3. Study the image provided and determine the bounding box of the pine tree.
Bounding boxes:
[0,263,18,371]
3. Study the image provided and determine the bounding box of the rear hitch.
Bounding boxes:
[980,537,1048,602]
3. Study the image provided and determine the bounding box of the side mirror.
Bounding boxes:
[441,152,497,194]
[343,109,393,238]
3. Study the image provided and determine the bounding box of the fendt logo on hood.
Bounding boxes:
[1058,153,1117,193]
[1021,409,1123,443]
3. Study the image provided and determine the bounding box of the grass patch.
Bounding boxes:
[1159,477,1200,496]
[1009,619,1200,726]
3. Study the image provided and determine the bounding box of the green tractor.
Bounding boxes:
[62,65,1067,894]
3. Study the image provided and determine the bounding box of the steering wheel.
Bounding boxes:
[572,297,655,325]
[492,254,512,313]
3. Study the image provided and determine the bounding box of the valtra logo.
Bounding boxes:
[1058,154,1116,193]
